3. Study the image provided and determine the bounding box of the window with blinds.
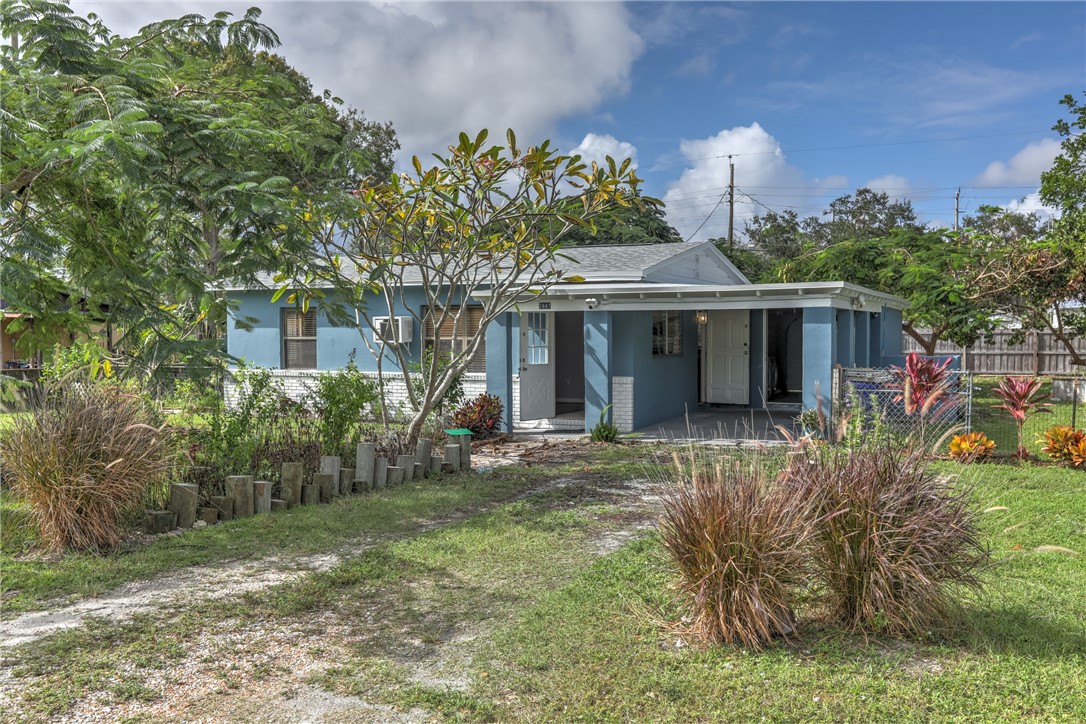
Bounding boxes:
[652,310,682,356]
[282,309,317,369]
[423,306,486,373]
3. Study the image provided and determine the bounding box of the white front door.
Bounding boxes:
[519,312,555,420]
[704,310,749,405]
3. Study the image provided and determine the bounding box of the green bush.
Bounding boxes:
[307,351,379,458]
[0,378,178,552]
[452,392,504,438]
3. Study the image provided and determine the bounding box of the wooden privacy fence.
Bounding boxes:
[902,329,1086,375]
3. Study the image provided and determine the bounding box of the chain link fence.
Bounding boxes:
[831,367,973,448]
[831,368,1085,457]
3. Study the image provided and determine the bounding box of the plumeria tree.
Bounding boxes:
[280,129,652,443]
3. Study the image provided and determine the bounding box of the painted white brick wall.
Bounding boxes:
[225,369,486,413]
[612,376,635,433]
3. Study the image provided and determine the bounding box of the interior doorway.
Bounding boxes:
[766,309,803,405]
[553,311,585,416]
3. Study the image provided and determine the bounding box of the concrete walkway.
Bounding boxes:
[515,405,799,444]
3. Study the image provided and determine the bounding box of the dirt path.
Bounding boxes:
[0,471,579,651]
[1,467,664,723]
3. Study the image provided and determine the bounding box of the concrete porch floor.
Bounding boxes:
[632,405,798,444]
[514,404,799,444]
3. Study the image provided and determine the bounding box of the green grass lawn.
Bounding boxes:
[4,447,1084,721]
[0,462,557,616]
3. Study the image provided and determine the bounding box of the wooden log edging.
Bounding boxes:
[210,495,233,521]
[374,457,388,490]
[314,473,335,503]
[396,455,415,482]
[253,481,273,514]
[226,475,255,518]
[168,483,199,529]
[301,484,320,505]
[444,444,461,472]
[320,456,342,497]
[281,462,303,507]
[144,510,176,534]
[415,439,433,478]
[356,442,376,490]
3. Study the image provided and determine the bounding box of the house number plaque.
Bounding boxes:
[538,302,551,309]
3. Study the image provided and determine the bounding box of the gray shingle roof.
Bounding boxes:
[232,242,707,290]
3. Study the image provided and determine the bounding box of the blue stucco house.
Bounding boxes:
[224,242,906,434]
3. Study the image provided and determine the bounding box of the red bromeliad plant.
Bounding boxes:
[992,376,1052,459]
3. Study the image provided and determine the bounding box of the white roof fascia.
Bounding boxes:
[473,281,906,313]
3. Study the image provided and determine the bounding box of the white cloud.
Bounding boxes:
[1006,191,1058,221]
[863,174,911,197]
[571,133,638,171]
[662,123,819,242]
[74,1,644,165]
[973,138,1061,187]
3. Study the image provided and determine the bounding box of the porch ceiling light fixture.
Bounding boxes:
[853,294,867,309]
[585,297,600,310]
[695,310,709,325]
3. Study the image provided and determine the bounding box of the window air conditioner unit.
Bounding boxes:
[373,316,413,345]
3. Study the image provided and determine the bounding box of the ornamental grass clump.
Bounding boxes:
[0,381,177,552]
[786,445,987,636]
[657,449,815,649]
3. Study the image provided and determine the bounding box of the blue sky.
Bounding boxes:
[76,1,1085,241]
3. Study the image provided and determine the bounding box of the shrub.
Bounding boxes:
[1038,425,1086,465]
[658,450,815,649]
[589,404,619,443]
[1071,438,1086,469]
[786,445,986,636]
[0,380,178,552]
[452,392,504,439]
[992,376,1052,458]
[307,351,379,457]
[888,352,958,446]
[948,432,996,463]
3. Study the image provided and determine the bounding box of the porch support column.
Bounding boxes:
[583,310,613,433]
[485,312,516,433]
[854,311,870,367]
[802,307,838,412]
[881,305,903,363]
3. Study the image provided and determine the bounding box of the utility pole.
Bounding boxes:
[727,155,735,249]
[954,188,960,231]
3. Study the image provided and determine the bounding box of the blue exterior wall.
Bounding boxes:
[609,310,699,429]
[881,306,903,362]
[802,307,837,411]
[485,312,516,432]
[227,288,483,372]
[583,310,613,428]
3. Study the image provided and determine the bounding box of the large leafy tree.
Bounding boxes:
[967,94,1086,366]
[560,191,681,246]
[782,228,998,354]
[282,130,649,443]
[1,1,395,372]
